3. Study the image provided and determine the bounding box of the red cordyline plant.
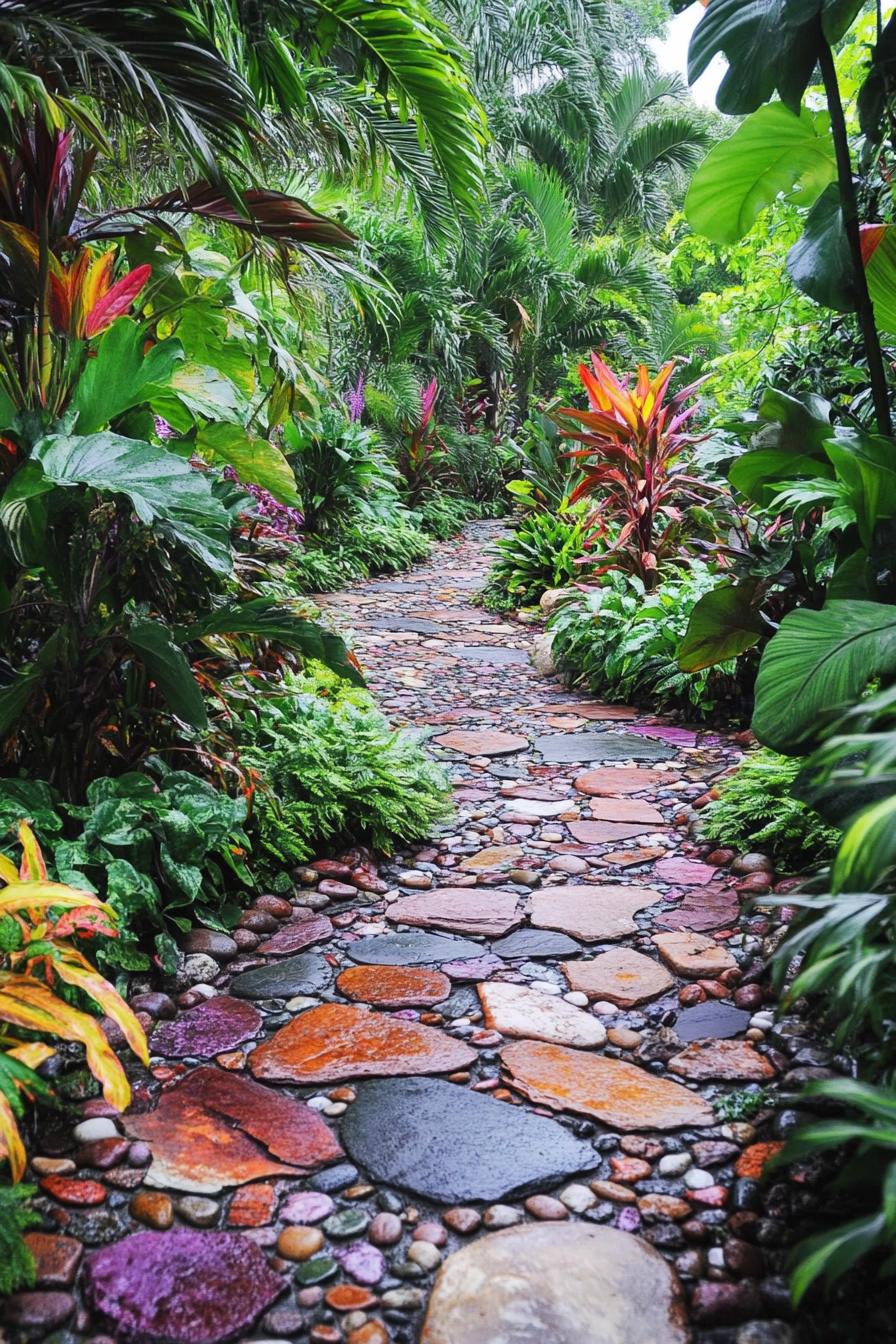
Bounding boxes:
[399,378,445,505]
[552,354,716,589]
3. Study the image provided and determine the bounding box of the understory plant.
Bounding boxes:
[700,749,841,871]
[485,509,590,608]
[237,664,452,868]
[548,564,742,718]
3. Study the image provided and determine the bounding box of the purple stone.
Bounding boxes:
[150,997,262,1059]
[442,953,504,981]
[392,1009,420,1020]
[84,1230,284,1343]
[629,725,698,747]
[334,1241,386,1285]
[615,1206,642,1234]
[654,858,717,886]
[280,1190,334,1224]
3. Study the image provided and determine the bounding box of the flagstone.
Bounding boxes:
[567,820,654,844]
[668,1039,777,1081]
[500,783,567,801]
[84,1230,284,1343]
[675,1001,751,1042]
[230,952,331,999]
[458,844,524,871]
[575,767,669,796]
[562,949,674,1007]
[587,797,665,824]
[629,725,699,746]
[125,1066,342,1194]
[340,1077,597,1203]
[149,996,261,1059]
[653,931,738,979]
[501,798,573,818]
[479,981,607,1047]
[335,964,451,1008]
[523,702,639,721]
[249,1003,477,1084]
[420,1223,689,1344]
[451,645,529,664]
[386,886,524,937]
[491,928,581,959]
[257,909,334,955]
[528,884,661,941]
[501,1040,714,1129]
[433,729,528,755]
[599,846,666,867]
[345,932,486,965]
[654,857,718,885]
[535,733,674,764]
[655,886,741,932]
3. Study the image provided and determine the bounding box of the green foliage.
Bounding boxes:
[712,1087,771,1123]
[700,748,841,869]
[549,565,742,718]
[414,494,485,540]
[440,428,509,505]
[238,666,452,867]
[486,510,589,608]
[0,765,251,975]
[285,411,400,534]
[0,1182,38,1294]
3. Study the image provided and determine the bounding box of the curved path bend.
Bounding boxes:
[9,522,787,1344]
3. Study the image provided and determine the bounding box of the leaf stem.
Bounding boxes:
[817,30,892,436]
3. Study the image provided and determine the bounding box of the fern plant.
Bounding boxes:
[0,1183,38,1294]
[701,748,842,870]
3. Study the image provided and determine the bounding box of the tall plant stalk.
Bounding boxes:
[817,27,893,437]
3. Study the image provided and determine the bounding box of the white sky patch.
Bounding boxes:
[649,3,726,109]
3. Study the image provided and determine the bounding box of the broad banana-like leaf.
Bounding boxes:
[186,599,364,685]
[786,184,855,312]
[194,423,299,506]
[126,618,208,730]
[752,600,896,752]
[69,319,182,434]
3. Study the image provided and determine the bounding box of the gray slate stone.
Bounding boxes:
[342,1077,597,1203]
[674,1001,752,1043]
[534,732,675,764]
[230,953,331,1000]
[451,645,529,664]
[369,615,443,634]
[491,929,582,960]
[345,932,485,966]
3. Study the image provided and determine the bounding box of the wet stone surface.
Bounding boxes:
[20,523,824,1344]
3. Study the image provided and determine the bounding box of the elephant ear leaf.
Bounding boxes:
[194,423,300,506]
[752,601,896,753]
[126,619,208,730]
[678,583,766,672]
[31,432,233,576]
[786,184,856,312]
[69,319,182,434]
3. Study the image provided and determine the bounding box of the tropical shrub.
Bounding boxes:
[505,412,584,513]
[440,427,510,506]
[0,823,148,1185]
[414,495,484,540]
[549,564,742,718]
[396,379,447,506]
[700,748,841,870]
[237,665,452,868]
[0,769,252,976]
[551,355,718,588]
[285,411,401,534]
[485,510,591,608]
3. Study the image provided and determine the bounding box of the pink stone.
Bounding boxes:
[654,859,717,886]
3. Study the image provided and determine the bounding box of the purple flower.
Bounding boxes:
[224,466,305,540]
[345,372,366,422]
[154,415,175,440]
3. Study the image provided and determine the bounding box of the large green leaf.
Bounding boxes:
[729,449,834,506]
[150,362,245,431]
[752,600,896,752]
[194,423,299,506]
[688,0,862,115]
[677,583,766,672]
[185,598,364,686]
[0,460,55,565]
[824,431,896,548]
[685,103,836,244]
[786,184,855,312]
[69,319,182,434]
[31,432,233,575]
[860,224,896,335]
[125,618,208,730]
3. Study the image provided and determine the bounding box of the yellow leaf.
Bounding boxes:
[0,1088,26,1182]
[52,952,149,1067]
[0,853,18,885]
[0,881,109,916]
[6,1041,55,1070]
[17,821,48,881]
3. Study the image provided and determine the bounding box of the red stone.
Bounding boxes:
[249,1003,477,1084]
[38,1175,106,1206]
[24,1233,83,1287]
[735,1142,785,1179]
[567,820,655,844]
[575,768,667,796]
[258,909,334,955]
[228,1183,277,1227]
[610,1156,652,1182]
[654,858,717,885]
[75,1138,130,1169]
[433,729,528,756]
[655,887,741,933]
[668,1040,776,1082]
[688,1184,728,1207]
[336,964,451,1008]
[325,1284,378,1311]
[588,798,665,823]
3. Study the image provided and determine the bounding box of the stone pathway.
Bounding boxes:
[8,522,794,1344]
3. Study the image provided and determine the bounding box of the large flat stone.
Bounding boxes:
[501,1040,714,1129]
[340,1078,597,1203]
[575,768,668,796]
[458,845,523,871]
[535,733,674,764]
[653,931,737,979]
[479,981,606,1048]
[345,932,486,966]
[125,1066,341,1194]
[451,645,529,664]
[336,965,451,1008]
[655,885,741,933]
[668,1040,777,1081]
[654,858,717,886]
[675,1001,751,1043]
[249,1004,477,1084]
[420,1223,688,1344]
[386,887,524,937]
[540,702,640,721]
[230,953,331,1000]
[433,729,528,756]
[567,820,655,844]
[257,909,333,956]
[491,929,581,960]
[84,1230,284,1343]
[528,884,661,941]
[149,997,261,1058]
[588,798,665,824]
[369,615,442,634]
[563,949,674,1007]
